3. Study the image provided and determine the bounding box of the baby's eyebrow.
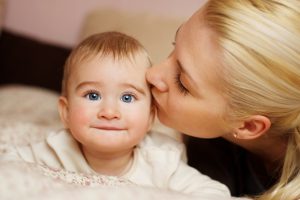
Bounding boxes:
[75,81,147,96]
[75,81,102,91]
[121,83,146,96]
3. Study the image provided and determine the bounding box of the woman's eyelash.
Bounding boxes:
[175,72,189,95]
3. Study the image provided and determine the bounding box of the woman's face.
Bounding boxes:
[146,8,231,138]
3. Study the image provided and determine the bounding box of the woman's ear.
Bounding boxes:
[234,115,271,140]
[58,96,69,128]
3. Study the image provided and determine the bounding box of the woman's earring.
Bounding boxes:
[233,132,238,138]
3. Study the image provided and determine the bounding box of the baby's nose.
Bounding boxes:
[97,103,120,120]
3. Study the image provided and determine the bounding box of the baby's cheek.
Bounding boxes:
[133,111,152,132]
[69,106,91,126]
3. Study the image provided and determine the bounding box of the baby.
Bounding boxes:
[1,31,230,197]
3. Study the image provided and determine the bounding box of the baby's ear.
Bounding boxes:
[58,96,69,128]
[234,115,271,139]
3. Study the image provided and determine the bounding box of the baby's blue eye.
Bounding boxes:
[121,94,135,103]
[86,92,100,101]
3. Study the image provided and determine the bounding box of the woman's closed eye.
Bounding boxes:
[175,72,189,95]
[84,90,101,101]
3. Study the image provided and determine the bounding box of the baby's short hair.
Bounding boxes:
[61,31,151,96]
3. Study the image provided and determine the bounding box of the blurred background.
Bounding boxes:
[0,0,204,92]
[2,0,203,47]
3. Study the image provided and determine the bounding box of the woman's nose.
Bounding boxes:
[97,102,120,120]
[146,63,168,92]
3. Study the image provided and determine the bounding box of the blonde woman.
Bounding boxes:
[146,0,300,199]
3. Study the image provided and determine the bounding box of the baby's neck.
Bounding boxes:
[81,147,133,176]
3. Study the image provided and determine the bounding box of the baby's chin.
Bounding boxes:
[91,128,128,135]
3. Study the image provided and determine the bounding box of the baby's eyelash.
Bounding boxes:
[175,72,189,95]
[122,92,138,100]
[83,89,99,96]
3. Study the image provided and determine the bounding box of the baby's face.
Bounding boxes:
[60,54,153,155]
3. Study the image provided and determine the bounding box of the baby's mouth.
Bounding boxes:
[92,126,124,131]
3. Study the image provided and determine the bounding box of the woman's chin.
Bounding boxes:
[156,112,174,129]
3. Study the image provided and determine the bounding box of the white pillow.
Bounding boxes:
[0,84,63,153]
[0,84,62,127]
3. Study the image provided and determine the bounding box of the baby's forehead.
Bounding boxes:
[66,52,151,90]
[83,50,149,64]
[72,54,149,79]
[103,51,151,67]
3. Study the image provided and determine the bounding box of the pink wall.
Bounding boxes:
[3,0,204,47]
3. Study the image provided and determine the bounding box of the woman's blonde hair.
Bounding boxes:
[204,0,300,199]
[62,31,151,96]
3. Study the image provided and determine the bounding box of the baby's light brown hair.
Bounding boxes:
[61,31,151,96]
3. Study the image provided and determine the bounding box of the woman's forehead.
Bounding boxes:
[177,6,225,93]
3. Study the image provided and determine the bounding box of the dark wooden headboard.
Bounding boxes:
[0,30,71,93]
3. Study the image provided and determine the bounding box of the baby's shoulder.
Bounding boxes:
[138,131,184,154]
